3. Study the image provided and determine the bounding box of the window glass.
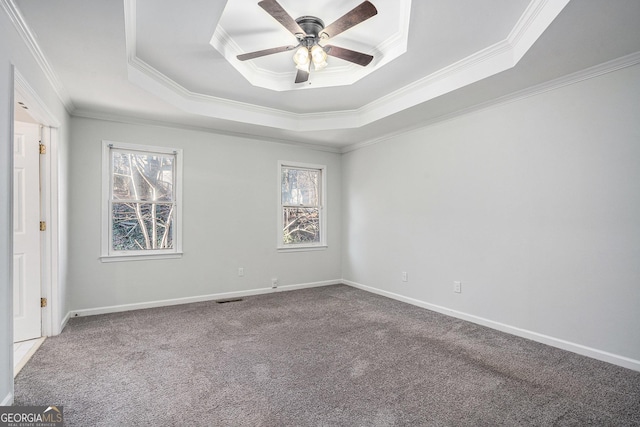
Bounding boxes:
[112,151,174,201]
[102,141,182,260]
[281,167,319,206]
[279,162,325,249]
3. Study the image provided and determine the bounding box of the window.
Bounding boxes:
[278,161,326,250]
[101,141,182,261]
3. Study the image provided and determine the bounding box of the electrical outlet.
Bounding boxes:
[454,281,462,293]
[271,278,279,288]
[238,267,244,277]
[401,272,408,282]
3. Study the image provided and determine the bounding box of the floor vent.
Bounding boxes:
[215,298,244,304]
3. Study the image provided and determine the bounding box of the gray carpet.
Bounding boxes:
[14,285,640,426]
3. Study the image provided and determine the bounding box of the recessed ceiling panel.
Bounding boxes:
[211,0,412,91]
[8,0,588,140]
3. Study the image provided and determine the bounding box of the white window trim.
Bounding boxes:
[277,160,327,251]
[101,140,183,262]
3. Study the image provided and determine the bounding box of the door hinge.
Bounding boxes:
[40,221,46,231]
[39,143,46,154]
[41,297,47,308]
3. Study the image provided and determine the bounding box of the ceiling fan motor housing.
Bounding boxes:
[295,16,325,46]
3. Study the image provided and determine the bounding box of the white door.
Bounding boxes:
[13,121,42,342]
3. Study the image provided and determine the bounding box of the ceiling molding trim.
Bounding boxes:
[508,0,571,61]
[124,0,565,132]
[14,68,61,127]
[128,53,374,132]
[211,26,294,81]
[355,40,515,126]
[123,0,137,61]
[127,57,307,130]
[127,37,512,132]
[1,0,75,113]
[342,50,640,154]
[212,25,366,85]
[70,109,342,154]
[356,0,569,126]
[210,36,383,93]
[359,4,410,72]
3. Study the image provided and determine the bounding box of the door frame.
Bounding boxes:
[14,67,62,337]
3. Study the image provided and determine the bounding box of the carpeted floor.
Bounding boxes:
[14,285,640,426]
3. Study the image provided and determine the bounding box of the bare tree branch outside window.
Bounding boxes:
[281,167,320,245]
[111,150,175,251]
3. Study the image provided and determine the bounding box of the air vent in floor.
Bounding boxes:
[215,298,244,304]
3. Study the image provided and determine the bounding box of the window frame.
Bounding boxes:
[277,160,327,251]
[101,140,183,262]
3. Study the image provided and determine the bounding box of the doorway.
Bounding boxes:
[13,120,42,343]
[11,68,64,379]
[12,67,63,346]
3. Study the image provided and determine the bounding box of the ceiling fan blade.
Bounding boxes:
[237,45,297,61]
[323,45,373,66]
[321,1,378,40]
[258,0,307,37]
[295,68,310,84]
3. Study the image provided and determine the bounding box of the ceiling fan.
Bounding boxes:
[237,0,378,84]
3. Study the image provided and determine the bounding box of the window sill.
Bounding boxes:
[100,252,183,263]
[277,245,328,253]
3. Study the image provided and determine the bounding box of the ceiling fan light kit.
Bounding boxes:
[311,45,328,70]
[293,46,311,71]
[237,0,378,84]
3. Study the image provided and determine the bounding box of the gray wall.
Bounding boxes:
[342,63,640,362]
[1,8,70,404]
[68,117,342,310]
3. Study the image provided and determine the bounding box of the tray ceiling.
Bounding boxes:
[128,0,566,131]
[8,0,640,149]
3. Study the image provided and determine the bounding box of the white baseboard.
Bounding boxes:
[66,279,342,319]
[343,280,640,372]
[60,311,71,333]
[1,392,13,406]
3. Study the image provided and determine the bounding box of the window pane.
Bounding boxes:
[281,168,319,206]
[112,202,174,250]
[283,207,320,245]
[112,151,174,201]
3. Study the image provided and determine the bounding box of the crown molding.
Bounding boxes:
[127,57,306,129]
[1,0,75,113]
[71,108,343,154]
[14,69,61,127]
[357,0,571,127]
[509,0,570,59]
[87,48,640,155]
[124,0,568,133]
[342,50,640,153]
[123,0,136,61]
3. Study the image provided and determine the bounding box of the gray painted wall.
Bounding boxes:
[67,117,342,310]
[342,63,640,362]
[1,8,70,405]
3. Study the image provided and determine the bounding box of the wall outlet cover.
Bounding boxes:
[454,281,462,293]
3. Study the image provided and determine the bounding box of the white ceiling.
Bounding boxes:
[9,0,640,150]
[210,0,413,91]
